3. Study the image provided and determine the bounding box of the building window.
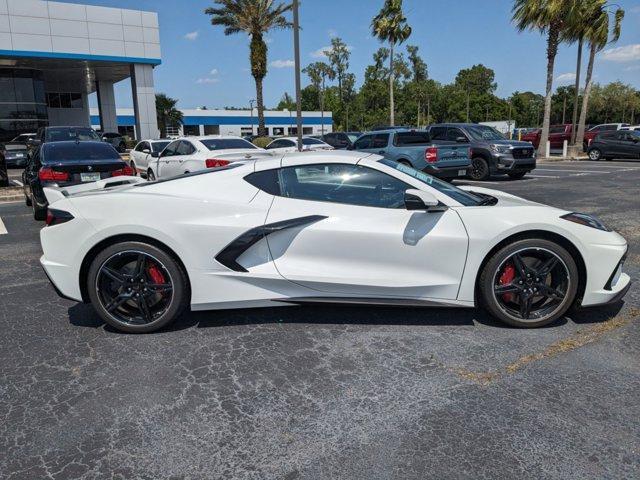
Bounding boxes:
[46,92,83,109]
[165,125,180,137]
[0,68,48,142]
[272,127,284,136]
[183,125,199,136]
[303,127,313,135]
[240,127,253,136]
[204,125,220,135]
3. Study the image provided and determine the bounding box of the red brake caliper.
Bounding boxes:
[499,263,516,302]
[147,263,165,291]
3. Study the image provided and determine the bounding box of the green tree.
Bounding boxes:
[205,0,293,136]
[155,93,183,138]
[575,1,624,149]
[303,61,335,133]
[371,0,412,126]
[326,37,350,105]
[276,92,295,110]
[512,0,577,156]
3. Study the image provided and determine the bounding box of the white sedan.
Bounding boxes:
[145,135,272,180]
[40,151,629,333]
[265,136,333,154]
[129,139,172,177]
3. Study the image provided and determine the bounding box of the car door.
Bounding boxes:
[352,133,374,152]
[618,131,640,158]
[263,160,469,300]
[132,141,149,172]
[156,140,180,178]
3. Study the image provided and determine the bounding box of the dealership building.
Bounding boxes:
[0,0,160,142]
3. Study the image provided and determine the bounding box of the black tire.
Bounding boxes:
[588,148,601,161]
[508,171,527,180]
[469,157,490,180]
[87,241,189,333]
[32,195,46,220]
[25,193,32,206]
[479,238,579,328]
[147,169,156,181]
[130,161,137,176]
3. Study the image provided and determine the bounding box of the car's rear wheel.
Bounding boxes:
[25,192,32,206]
[508,171,527,180]
[130,161,137,176]
[32,194,46,220]
[479,238,578,328]
[469,157,490,180]
[147,169,156,181]
[87,241,189,333]
[588,148,602,161]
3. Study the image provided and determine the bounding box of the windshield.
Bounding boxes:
[347,133,362,142]
[45,128,100,142]
[465,125,505,141]
[151,141,171,152]
[201,138,257,150]
[379,159,485,206]
[43,142,121,162]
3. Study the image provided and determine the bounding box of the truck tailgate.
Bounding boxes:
[435,145,470,168]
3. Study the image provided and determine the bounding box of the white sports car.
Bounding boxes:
[40,151,630,333]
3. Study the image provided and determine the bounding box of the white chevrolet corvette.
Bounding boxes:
[40,151,630,333]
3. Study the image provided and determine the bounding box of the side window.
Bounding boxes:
[446,128,468,142]
[601,125,616,131]
[549,126,566,134]
[161,140,180,157]
[176,141,195,155]
[353,135,373,149]
[279,163,411,209]
[372,133,389,148]
[134,142,146,152]
[266,140,283,150]
[429,127,447,140]
[244,169,280,195]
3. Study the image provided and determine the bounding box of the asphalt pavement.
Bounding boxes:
[0,160,638,479]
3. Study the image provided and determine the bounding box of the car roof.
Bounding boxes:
[363,128,428,134]
[182,135,247,141]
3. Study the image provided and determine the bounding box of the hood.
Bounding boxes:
[457,185,549,208]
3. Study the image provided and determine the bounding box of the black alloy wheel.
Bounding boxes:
[480,239,578,328]
[469,157,490,180]
[87,242,188,333]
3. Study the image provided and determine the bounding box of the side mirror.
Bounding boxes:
[404,189,440,211]
[142,148,150,154]
[456,136,468,143]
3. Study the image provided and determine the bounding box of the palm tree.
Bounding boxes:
[575,1,624,151]
[371,0,412,126]
[205,0,293,136]
[512,0,577,157]
[303,61,335,134]
[155,93,183,138]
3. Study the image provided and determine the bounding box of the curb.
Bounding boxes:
[0,187,24,203]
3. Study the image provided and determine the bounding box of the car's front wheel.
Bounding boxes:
[147,169,156,181]
[87,241,189,333]
[479,238,579,328]
[469,157,490,180]
[130,161,137,176]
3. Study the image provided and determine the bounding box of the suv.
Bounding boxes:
[100,132,127,152]
[351,129,471,180]
[321,132,362,149]
[587,130,640,161]
[428,123,536,180]
[583,123,630,151]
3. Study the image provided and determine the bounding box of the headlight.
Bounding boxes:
[561,212,610,231]
[490,144,510,154]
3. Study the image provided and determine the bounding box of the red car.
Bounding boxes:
[520,125,573,150]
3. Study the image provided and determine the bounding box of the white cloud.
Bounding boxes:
[624,65,640,72]
[328,29,337,38]
[210,68,218,75]
[270,59,295,68]
[184,31,199,41]
[196,77,218,84]
[600,44,640,62]
[555,72,576,84]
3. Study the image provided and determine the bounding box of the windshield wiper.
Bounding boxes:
[478,195,498,206]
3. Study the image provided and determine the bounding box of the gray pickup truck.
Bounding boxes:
[351,129,471,180]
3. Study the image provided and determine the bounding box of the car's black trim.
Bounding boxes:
[215,215,327,272]
[604,251,627,291]
[272,296,464,308]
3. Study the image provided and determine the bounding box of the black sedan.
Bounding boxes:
[588,130,640,161]
[23,141,133,220]
[1,142,29,168]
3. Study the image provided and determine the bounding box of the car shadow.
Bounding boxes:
[64,300,639,334]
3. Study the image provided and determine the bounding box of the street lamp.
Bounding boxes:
[249,99,255,135]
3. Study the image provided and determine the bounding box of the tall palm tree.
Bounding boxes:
[205,0,293,136]
[303,61,335,134]
[512,0,577,157]
[575,1,624,151]
[371,0,412,126]
[155,93,183,138]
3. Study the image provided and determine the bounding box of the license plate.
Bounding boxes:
[80,172,101,182]
[458,169,467,176]
[15,153,23,157]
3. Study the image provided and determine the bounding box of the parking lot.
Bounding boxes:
[0,159,638,479]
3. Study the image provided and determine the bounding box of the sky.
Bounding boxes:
[68,0,640,109]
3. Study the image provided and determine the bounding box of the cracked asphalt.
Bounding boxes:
[0,160,638,479]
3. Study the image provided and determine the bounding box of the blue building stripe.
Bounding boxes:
[0,49,161,65]
[91,115,333,127]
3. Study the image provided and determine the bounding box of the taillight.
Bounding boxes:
[38,167,69,182]
[111,165,134,177]
[425,147,438,163]
[205,159,231,168]
[45,208,74,226]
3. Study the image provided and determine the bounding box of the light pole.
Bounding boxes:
[249,99,255,135]
[293,0,303,151]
